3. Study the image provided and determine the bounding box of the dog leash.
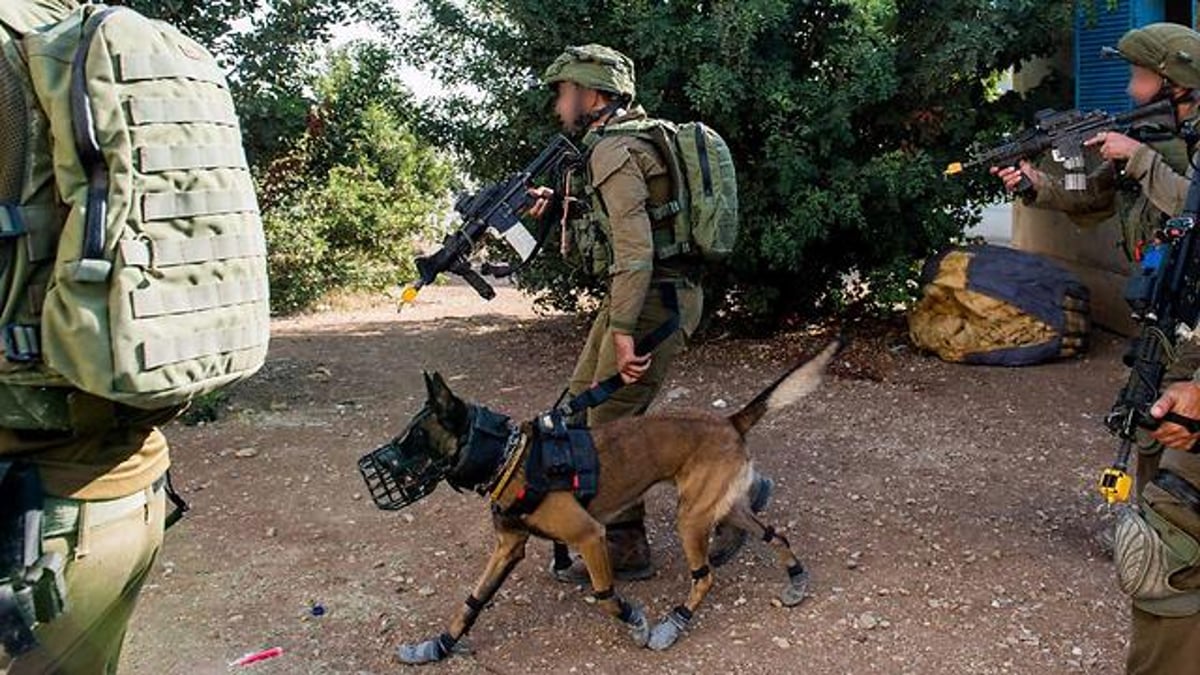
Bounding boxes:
[557,282,681,417]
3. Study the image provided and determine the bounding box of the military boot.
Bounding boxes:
[551,520,655,583]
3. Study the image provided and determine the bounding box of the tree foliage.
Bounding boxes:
[120,0,401,167]
[260,44,456,313]
[117,1,451,314]
[401,0,1077,327]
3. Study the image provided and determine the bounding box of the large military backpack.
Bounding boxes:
[602,118,739,262]
[0,2,269,427]
[908,245,1091,366]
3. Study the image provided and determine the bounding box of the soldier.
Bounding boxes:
[1075,23,1200,675]
[1,0,268,671]
[0,4,178,670]
[994,23,1200,270]
[531,45,769,582]
[1001,23,1200,675]
[993,23,1200,495]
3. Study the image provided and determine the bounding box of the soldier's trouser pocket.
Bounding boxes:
[1,479,165,674]
[1114,501,1200,617]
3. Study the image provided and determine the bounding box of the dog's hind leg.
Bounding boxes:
[396,526,529,665]
[723,503,811,607]
[525,494,651,648]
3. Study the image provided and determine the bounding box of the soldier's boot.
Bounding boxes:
[551,520,655,583]
[708,473,774,567]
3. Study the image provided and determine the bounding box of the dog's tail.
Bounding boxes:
[728,338,844,437]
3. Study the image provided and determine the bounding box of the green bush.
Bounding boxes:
[401,0,1077,330]
[264,157,449,314]
[260,43,455,314]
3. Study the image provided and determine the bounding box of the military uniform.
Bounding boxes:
[0,401,173,675]
[0,1,172,671]
[566,109,705,549]
[1121,121,1200,675]
[567,108,705,425]
[1062,23,1200,675]
[541,45,710,576]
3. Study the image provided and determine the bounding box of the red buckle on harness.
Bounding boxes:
[572,474,580,491]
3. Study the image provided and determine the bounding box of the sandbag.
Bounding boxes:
[908,245,1090,366]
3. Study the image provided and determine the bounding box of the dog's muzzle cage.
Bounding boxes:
[358,408,450,511]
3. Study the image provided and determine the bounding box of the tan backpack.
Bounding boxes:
[0,2,269,428]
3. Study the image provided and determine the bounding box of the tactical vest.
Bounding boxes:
[0,3,269,431]
[1116,127,1195,258]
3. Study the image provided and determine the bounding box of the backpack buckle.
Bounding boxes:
[0,204,26,239]
[1,324,41,362]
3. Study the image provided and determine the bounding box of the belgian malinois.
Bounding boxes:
[389,340,842,664]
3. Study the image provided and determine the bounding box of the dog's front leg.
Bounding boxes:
[646,510,718,651]
[526,495,650,648]
[396,527,529,665]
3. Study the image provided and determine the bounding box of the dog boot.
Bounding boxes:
[648,606,692,651]
[396,633,456,664]
[709,474,774,567]
[552,521,655,583]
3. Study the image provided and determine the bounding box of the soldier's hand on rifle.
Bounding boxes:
[613,332,651,384]
[1085,131,1144,162]
[1150,381,1200,451]
[990,161,1043,193]
[526,187,555,220]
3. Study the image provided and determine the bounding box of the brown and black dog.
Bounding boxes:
[394,340,842,664]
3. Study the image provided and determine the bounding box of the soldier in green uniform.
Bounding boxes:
[530,45,767,581]
[994,23,1200,493]
[999,23,1200,675]
[994,24,1199,268]
[0,2,174,672]
[1078,23,1200,675]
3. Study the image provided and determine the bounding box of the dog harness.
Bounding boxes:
[497,413,600,515]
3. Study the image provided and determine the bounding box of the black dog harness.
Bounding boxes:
[501,413,600,515]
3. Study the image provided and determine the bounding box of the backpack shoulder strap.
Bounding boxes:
[597,118,687,213]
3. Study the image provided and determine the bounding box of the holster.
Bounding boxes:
[0,461,67,658]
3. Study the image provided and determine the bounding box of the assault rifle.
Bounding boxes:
[946,99,1176,193]
[401,135,581,303]
[1099,152,1200,503]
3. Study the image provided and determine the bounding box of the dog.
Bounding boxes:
[386,339,842,664]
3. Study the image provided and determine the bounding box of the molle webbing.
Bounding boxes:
[0,4,269,412]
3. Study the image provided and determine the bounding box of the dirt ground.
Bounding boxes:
[123,283,1136,674]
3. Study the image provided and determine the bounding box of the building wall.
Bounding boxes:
[1010,52,1137,334]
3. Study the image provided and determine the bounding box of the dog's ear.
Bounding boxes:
[426,372,468,429]
[422,371,437,401]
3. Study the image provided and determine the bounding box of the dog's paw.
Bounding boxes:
[396,634,453,665]
[623,602,650,647]
[778,567,811,607]
[647,607,691,651]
